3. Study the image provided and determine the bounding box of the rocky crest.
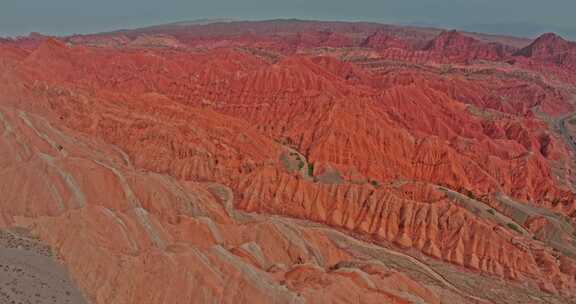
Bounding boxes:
[516,33,576,59]
[362,30,410,50]
[423,30,512,62]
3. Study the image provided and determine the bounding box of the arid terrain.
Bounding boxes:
[1,19,576,303]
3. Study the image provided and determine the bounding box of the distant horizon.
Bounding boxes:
[2,17,576,42]
[2,0,576,40]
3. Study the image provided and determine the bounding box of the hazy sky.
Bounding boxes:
[2,0,576,39]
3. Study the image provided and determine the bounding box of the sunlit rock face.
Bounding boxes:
[1,20,576,304]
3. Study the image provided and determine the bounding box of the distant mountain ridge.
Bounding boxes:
[459,22,576,41]
[70,18,532,48]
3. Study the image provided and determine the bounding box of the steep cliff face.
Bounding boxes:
[2,21,576,304]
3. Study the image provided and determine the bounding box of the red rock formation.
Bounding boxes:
[1,21,576,303]
[423,30,512,62]
[512,33,576,83]
[291,31,355,48]
[362,31,410,50]
[516,33,576,61]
